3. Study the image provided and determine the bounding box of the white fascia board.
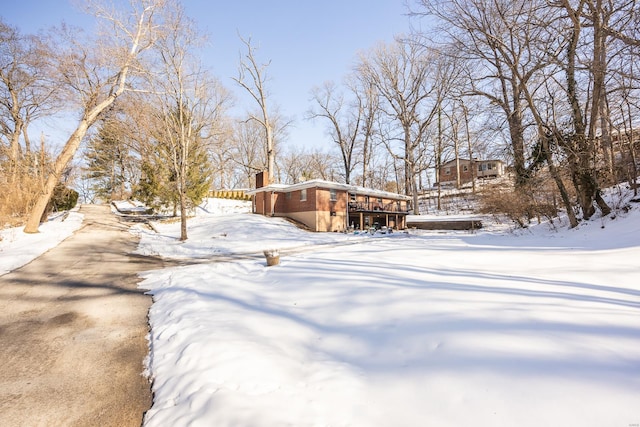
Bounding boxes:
[245,179,412,201]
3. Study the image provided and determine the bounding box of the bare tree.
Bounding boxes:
[228,119,267,187]
[350,78,379,188]
[277,145,338,184]
[357,37,441,214]
[23,0,164,233]
[279,146,306,184]
[414,0,552,187]
[0,19,59,179]
[233,36,277,183]
[547,0,612,220]
[309,80,373,184]
[148,4,231,240]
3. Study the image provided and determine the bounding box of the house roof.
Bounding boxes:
[440,158,504,168]
[246,179,413,201]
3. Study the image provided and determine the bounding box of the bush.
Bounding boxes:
[47,184,79,213]
[0,173,41,227]
[479,183,560,228]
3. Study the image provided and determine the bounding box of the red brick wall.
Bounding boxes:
[315,188,347,213]
[256,171,268,188]
[276,188,316,213]
[439,160,474,184]
[254,191,272,215]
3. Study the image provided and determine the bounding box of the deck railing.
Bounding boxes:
[348,201,411,213]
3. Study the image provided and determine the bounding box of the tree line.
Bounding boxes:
[2,0,640,239]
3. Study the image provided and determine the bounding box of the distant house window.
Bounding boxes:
[488,163,495,170]
[350,193,356,202]
[300,189,307,201]
[330,189,337,201]
[445,167,451,175]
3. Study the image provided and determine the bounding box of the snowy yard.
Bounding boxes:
[1,196,638,426]
[136,197,640,427]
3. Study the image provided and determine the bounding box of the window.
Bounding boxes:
[445,167,451,175]
[350,193,356,202]
[300,189,307,201]
[463,165,468,172]
[285,192,291,200]
[330,189,337,201]
[488,163,495,170]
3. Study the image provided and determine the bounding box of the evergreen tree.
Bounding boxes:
[133,112,213,215]
[84,118,135,202]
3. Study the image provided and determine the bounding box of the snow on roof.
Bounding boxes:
[246,179,412,201]
[440,158,504,167]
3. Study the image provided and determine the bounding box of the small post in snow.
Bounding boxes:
[263,249,280,267]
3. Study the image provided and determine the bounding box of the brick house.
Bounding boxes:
[438,158,505,185]
[246,172,412,232]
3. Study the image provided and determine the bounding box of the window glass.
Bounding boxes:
[330,189,337,201]
[300,189,307,201]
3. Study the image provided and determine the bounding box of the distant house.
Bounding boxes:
[438,158,505,185]
[246,172,412,232]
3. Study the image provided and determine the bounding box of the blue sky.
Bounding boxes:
[2,1,416,150]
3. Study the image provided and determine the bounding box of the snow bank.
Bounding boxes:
[0,210,84,276]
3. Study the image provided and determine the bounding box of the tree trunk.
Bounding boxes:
[24,71,135,232]
[508,108,527,186]
[362,134,369,188]
[463,104,476,194]
[266,121,275,184]
[543,133,578,228]
[179,181,187,241]
[562,1,611,220]
[24,120,91,232]
[599,96,614,184]
[9,118,23,182]
[454,135,461,190]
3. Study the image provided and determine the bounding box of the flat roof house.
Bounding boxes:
[246,172,412,232]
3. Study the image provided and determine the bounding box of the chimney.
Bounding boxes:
[256,170,269,188]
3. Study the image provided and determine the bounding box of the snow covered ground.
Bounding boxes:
[0,210,84,276]
[136,194,640,427]
[1,194,639,427]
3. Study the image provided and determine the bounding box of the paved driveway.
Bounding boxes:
[0,205,164,427]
